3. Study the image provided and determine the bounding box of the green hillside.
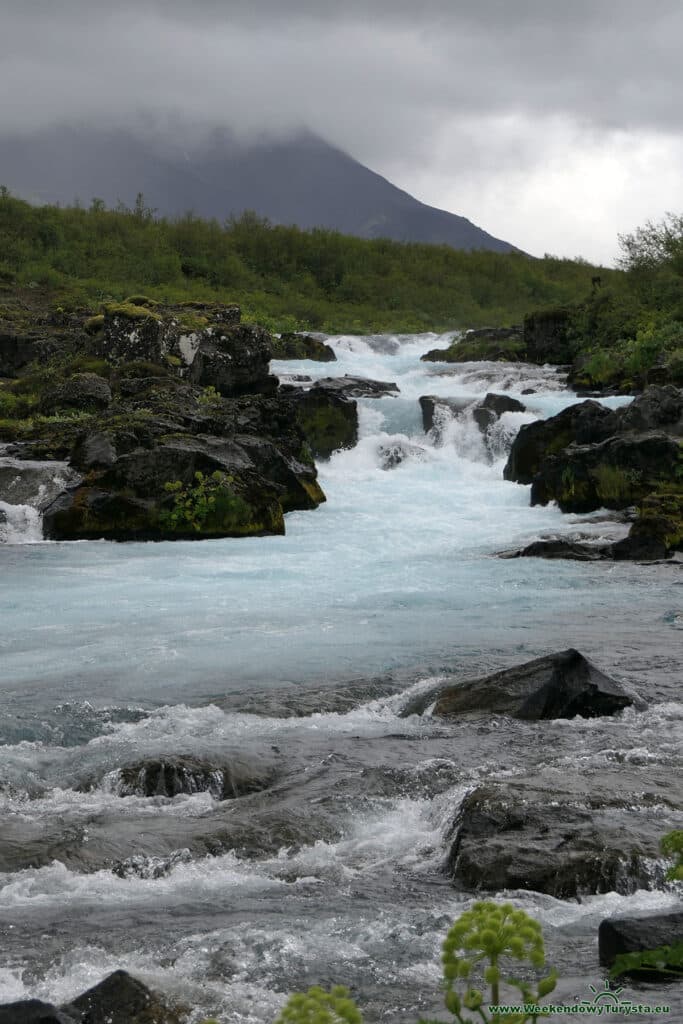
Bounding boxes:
[0,191,612,332]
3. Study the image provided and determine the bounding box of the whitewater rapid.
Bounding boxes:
[0,332,680,1022]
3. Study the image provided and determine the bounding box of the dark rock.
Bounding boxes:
[419,395,471,433]
[422,327,525,363]
[599,911,683,970]
[0,456,80,510]
[311,375,399,399]
[530,432,681,513]
[282,385,358,458]
[377,441,427,470]
[42,373,111,414]
[185,323,277,398]
[0,331,64,378]
[449,785,653,899]
[271,332,336,362]
[64,969,183,1024]
[472,392,526,434]
[70,431,116,470]
[0,1001,77,1024]
[432,649,639,720]
[93,304,171,364]
[524,307,574,363]
[609,384,683,436]
[612,492,682,560]
[504,400,611,484]
[114,754,275,800]
[500,539,612,561]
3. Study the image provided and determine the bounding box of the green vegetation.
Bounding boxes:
[563,214,683,390]
[276,987,362,1024]
[159,471,251,534]
[0,190,608,333]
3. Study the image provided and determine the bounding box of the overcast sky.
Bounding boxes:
[2,0,682,264]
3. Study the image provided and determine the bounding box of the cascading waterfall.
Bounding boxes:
[0,333,680,1023]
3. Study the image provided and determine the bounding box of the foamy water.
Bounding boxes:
[0,333,680,1022]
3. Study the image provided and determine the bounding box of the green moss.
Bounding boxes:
[177,313,210,332]
[423,335,526,363]
[591,463,643,502]
[85,314,105,335]
[103,301,163,323]
[124,294,159,308]
[558,466,591,504]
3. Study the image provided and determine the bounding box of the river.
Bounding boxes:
[0,333,680,1022]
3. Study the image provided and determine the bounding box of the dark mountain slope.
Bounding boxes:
[0,125,517,252]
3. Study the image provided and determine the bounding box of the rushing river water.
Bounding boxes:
[0,334,681,1022]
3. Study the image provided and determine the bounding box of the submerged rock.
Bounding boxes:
[432,649,640,720]
[112,754,276,800]
[449,785,654,899]
[599,911,683,972]
[500,538,613,561]
[377,441,427,470]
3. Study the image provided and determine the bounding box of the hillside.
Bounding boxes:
[0,194,611,333]
[0,126,518,253]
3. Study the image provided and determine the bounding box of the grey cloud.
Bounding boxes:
[1,1,682,261]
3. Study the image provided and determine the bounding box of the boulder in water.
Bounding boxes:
[432,649,640,720]
[377,441,427,470]
[504,399,611,484]
[309,375,399,399]
[0,1001,77,1024]
[419,395,470,433]
[271,332,336,362]
[598,911,683,972]
[281,384,358,457]
[113,754,276,800]
[64,970,184,1024]
[449,785,654,899]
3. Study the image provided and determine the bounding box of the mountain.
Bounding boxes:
[0,125,518,252]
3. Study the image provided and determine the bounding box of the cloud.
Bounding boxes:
[2,1,683,261]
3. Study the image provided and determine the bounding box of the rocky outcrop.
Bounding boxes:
[530,432,681,513]
[504,399,611,484]
[184,322,277,397]
[432,649,639,720]
[271,332,336,362]
[41,372,112,414]
[504,387,683,558]
[421,327,525,363]
[281,384,359,458]
[599,911,683,972]
[523,307,574,363]
[0,302,334,540]
[449,785,654,899]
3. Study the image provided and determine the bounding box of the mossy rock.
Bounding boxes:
[271,332,336,362]
[85,314,105,335]
[123,295,159,308]
[102,302,163,324]
[422,328,525,363]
